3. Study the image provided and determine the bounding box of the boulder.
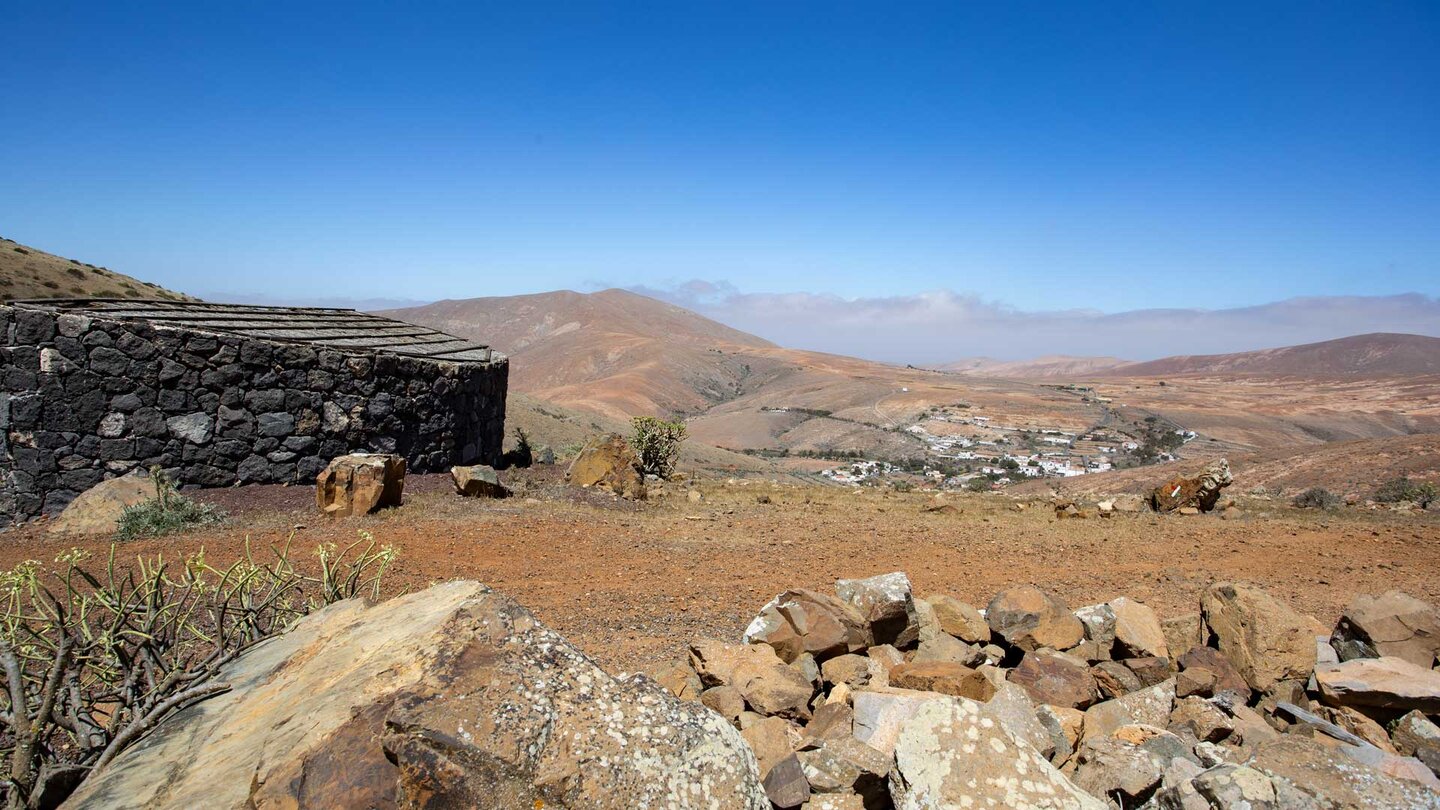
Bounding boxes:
[449,464,510,498]
[566,433,646,499]
[64,582,767,809]
[923,594,991,644]
[795,737,889,800]
[1169,696,1233,743]
[835,572,919,647]
[1150,458,1233,513]
[1161,614,1204,661]
[819,654,873,690]
[888,661,995,700]
[1009,649,1099,709]
[315,453,405,517]
[982,681,1056,758]
[1314,656,1440,713]
[987,585,1085,652]
[801,702,854,745]
[763,754,810,808]
[1092,660,1144,699]
[888,699,1106,810]
[1392,709,1440,758]
[1083,679,1176,741]
[47,473,156,535]
[650,658,702,700]
[1071,736,1166,805]
[1110,596,1170,660]
[741,715,802,777]
[1176,645,1251,701]
[689,640,815,719]
[1247,736,1440,808]
[911,633,985,667]
[743,589,871,663]
[1331,590,1440,669]
[1037,704,1086,761]
[702,685,747,723]
[1200,582,1317,691]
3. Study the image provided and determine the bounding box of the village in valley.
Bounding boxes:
[817,387,1199,490]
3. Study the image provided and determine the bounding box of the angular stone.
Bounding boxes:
[1332,591,1440,669]
[47,473,157,535]
[1110,596,1170,660]
[1075,602,1118,650]
[796,737,888,798]
[888,662,995,700]
[64,582,767,810]
[741,715,801,777]
[1010,648,1099,709]
[835,571,919,647]
[1092,660,1144,699]
[924,593,990,643]
[743,589,870,663]
[651,659,702,700]
[1151,458,1232,512]
[763,754,810,808]
[566,433,645,499]
[1391,710,1440,758]
[911,633,985,667]
[702,685,747,722]
[1177,646,1251,700]
[1201,582,1317,692]
[820,654,872,690]
[1083,679,1176,741]
[1249,736,1440,808]
[688,640,813,719]
[1169,696,1233,743]
[1314,656,1440,713]
[449,464,510,498]
[851,687,948,757]
[1124,655,1173,687]
[315,453,405,517]
[889,699,1106,810]
[1072,736,1166,804]
[1037,704,1086,758]
[982,681,1055,758]
[987,585,1085,652]
[801,701,853,745]
[165,411,214,445]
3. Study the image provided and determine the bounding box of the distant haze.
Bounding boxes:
[626,282,1440,364]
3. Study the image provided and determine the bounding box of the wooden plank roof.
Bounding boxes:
[10,299,500,364]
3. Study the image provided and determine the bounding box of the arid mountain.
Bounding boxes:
[1104,333,1440,377]
[383,289,792,421]
[942,355,1135,378]
[0,236,193,302]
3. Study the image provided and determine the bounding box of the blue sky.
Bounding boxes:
[4,2,1438,351]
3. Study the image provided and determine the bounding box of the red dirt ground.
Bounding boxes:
[4,467,1438,676]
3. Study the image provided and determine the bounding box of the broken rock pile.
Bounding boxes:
[660,574,1440,809]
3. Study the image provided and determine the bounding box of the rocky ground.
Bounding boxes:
[3,463,1438,677]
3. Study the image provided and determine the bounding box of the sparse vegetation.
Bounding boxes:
[502,427,534,469]
[115,470,227,541]
[1372,477,1436,507]
[629,416,687,478]
[0,534,397,809]
[1291,487,1341,509]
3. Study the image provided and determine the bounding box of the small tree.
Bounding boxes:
[115,469,226,541]
[630,416,687,478]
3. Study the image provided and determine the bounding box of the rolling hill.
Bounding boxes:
[942,355,1135,378]
[1102,333,1440,377]
[0,236,194,302]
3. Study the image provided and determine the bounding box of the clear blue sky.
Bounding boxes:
[4,2,1438,313]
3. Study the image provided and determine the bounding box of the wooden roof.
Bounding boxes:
[11,299,500,364]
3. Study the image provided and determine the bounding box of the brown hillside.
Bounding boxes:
[942,355,1135,378]
[1106,332,1440,377]
[1011,433,1440,498]
[0,236,194,302]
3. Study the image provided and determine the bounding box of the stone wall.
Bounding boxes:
[0,305,508,523]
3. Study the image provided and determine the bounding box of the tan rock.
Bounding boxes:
[743,590,871,663]
[1072,736,1166,804]
[924,594,991,643]
[315,453,405,516]
[1009,649,1099,709]
[741,715,802,777]
[1391,710,1440,757]
[1331,590,1440,669]
[911,633,985,667]
[982,681,1056,758]
[1248,736,1440,807]
[702,685,747,722]
[1083,679,1176,740]
[1314,656,1440,712]
[1176,646,1251,700]
[64,581,767,810]
[890,699,1106,810]
[851,687,949,757]
[888,661,995,700]
[688,640,814,719]
[1316,705,1396,752]
[1169,696,1233,742]
[566,433,646,499]
[651,658,702,700]
[1110,596,1170,660]
[48,473,157,535]
[448,464,509,498]
[1161,614,1204,660]
[1092,660,1144,699]
[1201,582,1317,692]
[835,571,919,647]
[987,584,1085,652]
[795,737,889,797]
[801,701,854,745]
[820,654,873,690]
[1037,704,1086,758]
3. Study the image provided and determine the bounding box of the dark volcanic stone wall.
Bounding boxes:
[0,305,507,523]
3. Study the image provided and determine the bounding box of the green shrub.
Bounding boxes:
[1372,477,1437,506]
[115,472,227,540]
[1292,487,1341,509]
[629,416,687,478]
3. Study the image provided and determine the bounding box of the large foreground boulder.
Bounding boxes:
[1200,582,1316,692]
[567,433,646,499]
[47,473,155,535]
[315,453,405,516]
[65,582,766,809]
[1151,458,1232,513]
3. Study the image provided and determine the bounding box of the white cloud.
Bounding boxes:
[626,283,1440,364]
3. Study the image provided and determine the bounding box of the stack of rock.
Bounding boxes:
[659,573,1440,809]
